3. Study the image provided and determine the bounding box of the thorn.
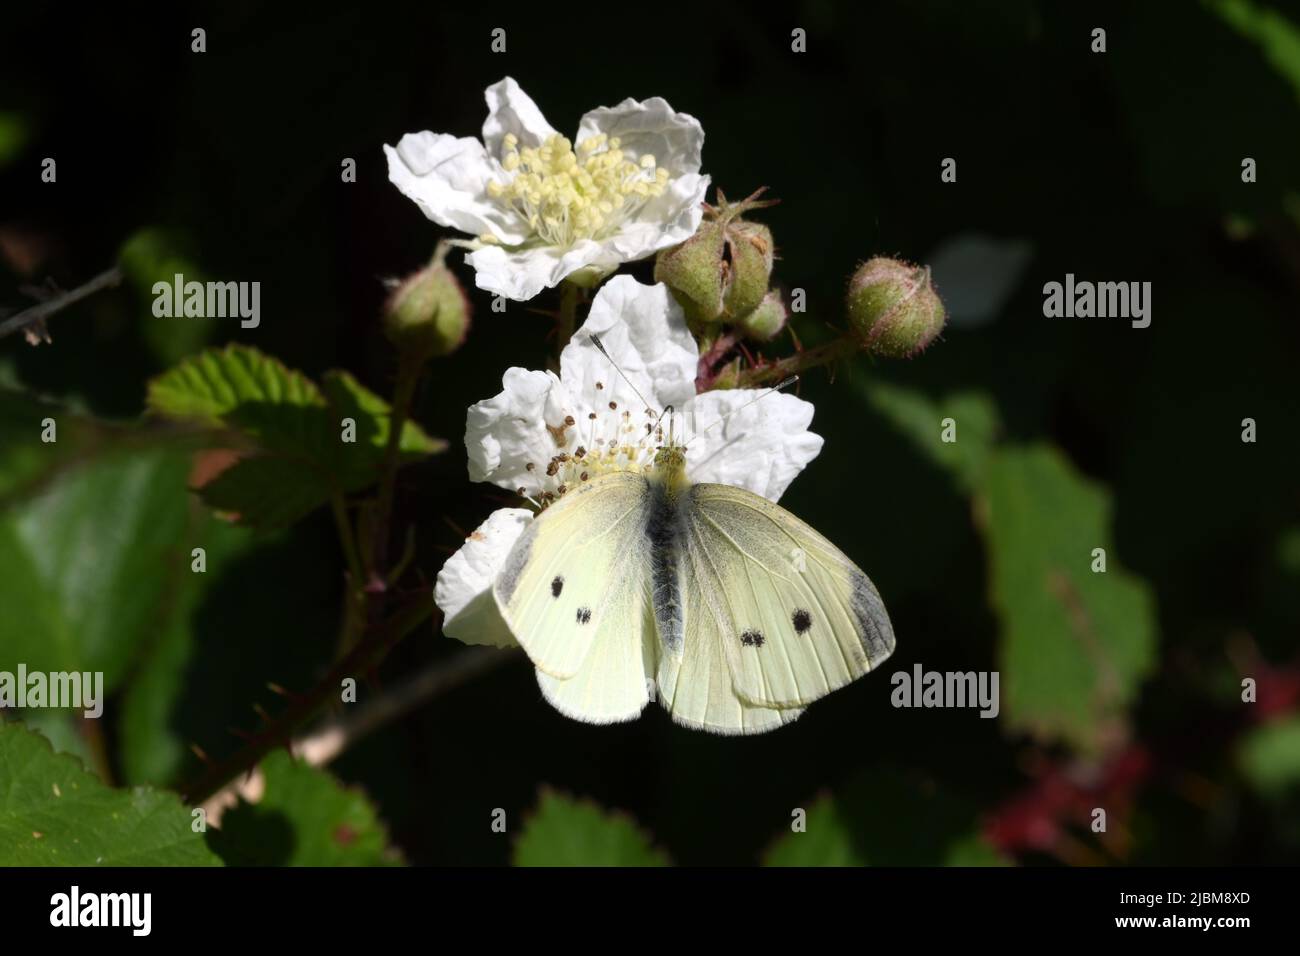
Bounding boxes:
[253,703,272,724]
[190,743,212,765]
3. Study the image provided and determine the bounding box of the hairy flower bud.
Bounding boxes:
[738,289,787,342]
[723,221,774,320]
[846,258,946,358]
[654,219,727,324]
[654,187,779,325]
[383,245,471,359]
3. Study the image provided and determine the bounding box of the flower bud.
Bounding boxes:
[722,221,774,320]
[846,258,946,358]
[654,219,727,324]
[383,246,471,359]
[738,289,787,342]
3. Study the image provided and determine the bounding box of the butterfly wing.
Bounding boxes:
[494,471,656,722]
[672,482,895,717]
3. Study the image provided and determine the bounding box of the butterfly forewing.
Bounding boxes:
[494,472,655,682]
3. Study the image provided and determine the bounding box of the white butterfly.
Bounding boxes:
[493,362,896,735]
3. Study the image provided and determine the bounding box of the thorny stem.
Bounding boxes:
[331,492,368,653]
[0,266,123,342]
[181,592,438,804]
[729,335,859,389]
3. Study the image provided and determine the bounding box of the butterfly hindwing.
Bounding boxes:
[680,483,896,711]
[494,472,654,692]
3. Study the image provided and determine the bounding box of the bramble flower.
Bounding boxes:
[385,78,710,301]
[434,275,823,645]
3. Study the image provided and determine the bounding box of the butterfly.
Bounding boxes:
[492,431,895,736]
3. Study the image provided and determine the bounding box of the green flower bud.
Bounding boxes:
[846,258,946,358]
[383,245,471,359]
[723,221,774,320]
[655,187,780,326]
[654,219,727,324]
[738,289,787,342]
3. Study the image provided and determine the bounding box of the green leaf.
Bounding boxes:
[513,789,669,866]
[1238,716,1300,798]
[857,379,1000,492]
[208,752,399,866]
[0,448,192,693]
[0,721,220,865]
[983,445,1158,752]
[1210,0,1300,104]
[117,228,212,365]
[116,517,256,786]
[762,771,1009,867]
[198,455,334,529]
[146,346,444,528]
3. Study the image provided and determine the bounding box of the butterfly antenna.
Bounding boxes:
[589,334,656,415]
[685,376,799,448]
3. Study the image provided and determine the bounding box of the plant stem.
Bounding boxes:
[730,335,859,388]
[0,266,123,341]
[331,492,367,653]
[371,355,422,574]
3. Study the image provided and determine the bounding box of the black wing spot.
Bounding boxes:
[740,629,765,648]
[576,606,592,624]
[551,576,564,598]
[792,609,813,635]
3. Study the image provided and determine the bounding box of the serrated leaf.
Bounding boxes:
[146,346,444,528]
[0,449,192,693]
[983,445,1157,751]
[198,455,334,529]
[0,721,220,865]
[513,789,669,866]
[208,752,398,866]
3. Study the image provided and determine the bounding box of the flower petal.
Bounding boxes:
[465,239,608,301]
[682,391,823,502]
[465,367,578,495]
[576,96,705,177]
[605,171,709,263]
[560,276,699,413]
[482,77,560,156]
[384,132,529,243]
[434,507,530,647]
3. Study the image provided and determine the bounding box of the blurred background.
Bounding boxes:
[0,0,1297,865]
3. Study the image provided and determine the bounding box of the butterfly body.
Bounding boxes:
[494,442,895,734]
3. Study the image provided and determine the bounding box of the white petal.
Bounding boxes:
[465,367,580,495]
[560,276,699,414]
[465,239,608,301]
[482,77,560,156]
[384,133,529,243]
[434,508,530,647]
[576,96,705,178]
[605,171,710,263]
[682,391,823,502]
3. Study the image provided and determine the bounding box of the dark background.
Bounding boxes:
[1,0,1297,865]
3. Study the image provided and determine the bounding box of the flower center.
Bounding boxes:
[519,386,676,507]
[484,133,671,247]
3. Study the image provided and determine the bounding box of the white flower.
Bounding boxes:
[385,77,710,301]
[435,276,824,645]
